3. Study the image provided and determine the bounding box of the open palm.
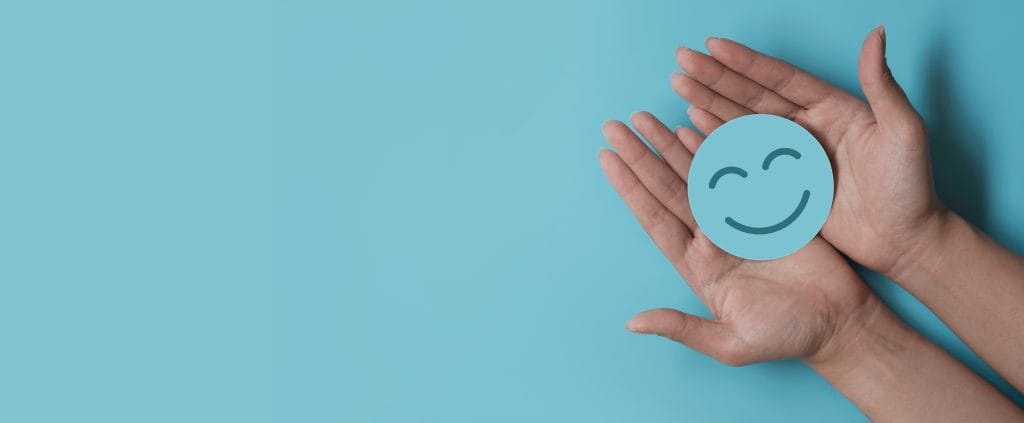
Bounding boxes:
[670,26,944,274]
[599,113,875,365]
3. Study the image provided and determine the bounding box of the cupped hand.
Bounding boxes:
[670,26,944,276]
[599,113,877,365]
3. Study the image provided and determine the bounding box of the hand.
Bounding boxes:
[599,112,876,365]
[670,26,944,276]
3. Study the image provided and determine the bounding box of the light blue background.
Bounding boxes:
[2,0,1023,421]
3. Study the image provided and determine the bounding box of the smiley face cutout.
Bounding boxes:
[688,114,834,260]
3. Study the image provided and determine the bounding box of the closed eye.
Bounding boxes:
[762,147,801,170]
[709,166,747,189]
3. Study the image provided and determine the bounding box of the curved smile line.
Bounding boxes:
[725,190,811,235]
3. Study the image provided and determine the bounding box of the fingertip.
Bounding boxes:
[597,147,618,171]
[705,39,723,58]
[862,24,885,50]
[625,320,640,333]
[676,48,713,74]
[705,36,746,63]
[672,73,697,97]
[628,112,642,130]
[601,119,623,136]
[670,72,686,93]
[626,308,684,336]
[675,47,700,70]
[630,110,655,127]
[601,119,614,132]
[858,24,887,79]
[675,126,703,152]
[625,316,652,334]
[628,110,642,123]
[705,36,727,51]
[878,24,887,52]
[675,124,693,138]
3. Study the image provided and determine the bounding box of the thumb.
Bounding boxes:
[857,25,923,134]
[627,308,744,365]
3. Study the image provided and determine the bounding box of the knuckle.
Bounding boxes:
[645,206,672,230]
[770,64,797,93]
[744,86,768,110]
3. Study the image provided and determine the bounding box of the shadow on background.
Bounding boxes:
[922,34,988,230]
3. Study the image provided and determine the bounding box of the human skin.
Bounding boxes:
[598,26,1024,420]
[671,25,1024,395]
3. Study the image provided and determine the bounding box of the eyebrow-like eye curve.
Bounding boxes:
[762,147,801,170]
[709,166,748,189]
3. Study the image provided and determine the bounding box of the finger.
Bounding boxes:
[706,37,849,108]
[631,112,693,182]
[627,308,742,364]
[857,25,924,137]
[687,105,724,135]
[676,46,803,119]
[671,72,751,121]
[674,126,705,155]
[603,120,696,230]
[599,149,692,263]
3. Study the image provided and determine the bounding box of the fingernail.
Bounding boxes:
[674,125,684,133]
[598,147,609,158]
[877,24,887,57]
[625,321,640,332]
[708,36,735,46]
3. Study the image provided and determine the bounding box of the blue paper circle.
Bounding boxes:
[688,114,834,260]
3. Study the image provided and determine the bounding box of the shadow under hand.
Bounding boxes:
[922,35,988,230]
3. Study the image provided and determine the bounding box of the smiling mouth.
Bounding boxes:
[725,190,811,235]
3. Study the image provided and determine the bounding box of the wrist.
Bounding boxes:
[803,297,924,410]
[804,294,906,371]
[803,292,1024,421]
[887,207,959,286]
